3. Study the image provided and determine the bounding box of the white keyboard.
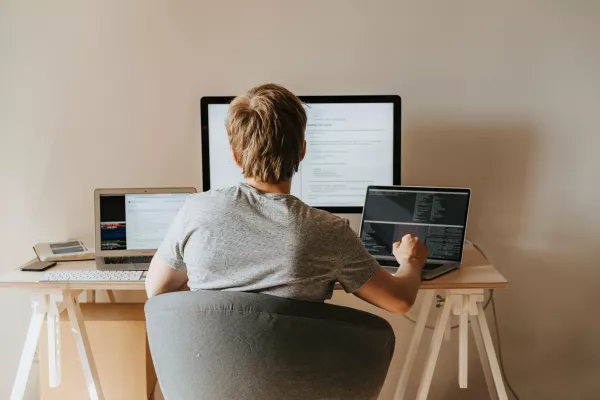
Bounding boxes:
[40,270,144,282]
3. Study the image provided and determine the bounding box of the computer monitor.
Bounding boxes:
[200,95,401,213]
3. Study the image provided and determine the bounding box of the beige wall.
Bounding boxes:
[1,0,599,398]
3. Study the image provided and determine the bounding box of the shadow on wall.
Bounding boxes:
[480,246,600,400]
[402,118,537,249]
[399,119,600,399]
[397,119,538,399]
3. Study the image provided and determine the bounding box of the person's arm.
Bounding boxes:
[145,198,191,298]
[145,256,189,298]
[354,235,427,314]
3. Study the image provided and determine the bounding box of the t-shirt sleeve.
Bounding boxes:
[155,199,189,270]
[337,221,380,293]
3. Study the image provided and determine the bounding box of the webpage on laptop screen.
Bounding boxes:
[100,193,188,251]
[125,194,188,250]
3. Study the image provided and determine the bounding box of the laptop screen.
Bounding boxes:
[360,187,470,263]
[99,193,188,251]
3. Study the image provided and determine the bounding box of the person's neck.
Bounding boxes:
[245,178,292,194]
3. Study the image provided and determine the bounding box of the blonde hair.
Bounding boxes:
[226,83,307,183]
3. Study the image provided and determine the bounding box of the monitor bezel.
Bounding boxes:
[200,95,402,213]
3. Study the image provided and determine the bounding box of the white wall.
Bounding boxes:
[1,0,599,398]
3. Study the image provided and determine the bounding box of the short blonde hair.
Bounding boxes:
[226,83,307,183]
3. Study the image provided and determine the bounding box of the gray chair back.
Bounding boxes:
[145,290,395,400]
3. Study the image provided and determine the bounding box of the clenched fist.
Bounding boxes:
[392,234,428,267]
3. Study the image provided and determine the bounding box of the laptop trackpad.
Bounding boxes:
[133,263,150,271]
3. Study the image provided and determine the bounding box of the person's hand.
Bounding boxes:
[392,234,428,268]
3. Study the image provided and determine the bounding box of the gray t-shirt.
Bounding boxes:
[156,183,379,302]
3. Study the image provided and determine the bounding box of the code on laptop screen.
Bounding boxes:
[361,189,470,262]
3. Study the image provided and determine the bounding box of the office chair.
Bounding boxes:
[145,290,395,400]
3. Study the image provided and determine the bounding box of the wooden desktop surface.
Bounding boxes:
[0,244,507,292]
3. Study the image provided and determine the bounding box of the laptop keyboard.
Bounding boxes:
[104,256,153,264]
[383,262,442,273]
[423,262,443,270]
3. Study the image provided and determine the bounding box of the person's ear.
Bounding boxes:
[231,148,242,168]
[300,140,306,162]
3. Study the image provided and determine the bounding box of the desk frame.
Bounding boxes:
[3,244,507,400]
[10,289,113,400]
[393,288,508,400]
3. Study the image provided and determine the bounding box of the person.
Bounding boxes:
[145,83,428,314]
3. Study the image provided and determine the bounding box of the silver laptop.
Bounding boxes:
[94,187,196,271]
[359,186,471,280]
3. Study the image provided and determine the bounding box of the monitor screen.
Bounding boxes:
[360,187,470,263]
[99,193,188,251]
[201,96,401,212]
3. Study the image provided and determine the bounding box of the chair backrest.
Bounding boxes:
[145,290,395,400]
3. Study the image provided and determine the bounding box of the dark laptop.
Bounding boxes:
[359,186,471,280]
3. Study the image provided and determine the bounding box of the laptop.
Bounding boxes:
[94,187,196,271]
[359,186,471,280]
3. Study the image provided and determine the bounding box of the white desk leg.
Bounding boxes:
[415,292,453,400]
[444,311,452,342]
[458,294,469,388]
[474,302,508,400]
[470,314,498,400]
[394,290,435,400]
[106,290,116,303]
[10,294,48,400]
[47,294,62,388]
[64,292,105,400]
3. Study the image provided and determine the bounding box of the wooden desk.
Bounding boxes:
[0,243,508,400]
[0,260,147,400]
